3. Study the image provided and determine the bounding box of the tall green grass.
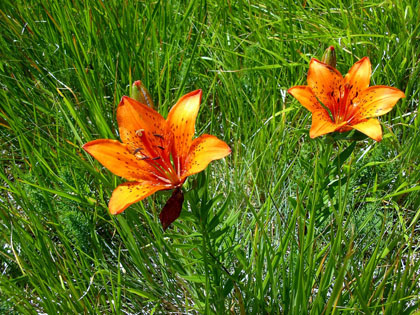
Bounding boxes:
[1,0,419,313]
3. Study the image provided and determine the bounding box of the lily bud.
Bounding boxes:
[321,46,336,68]
[130,80,154,108]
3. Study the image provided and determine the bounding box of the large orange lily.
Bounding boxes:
[83,89,231,229]
[288,56,405,141]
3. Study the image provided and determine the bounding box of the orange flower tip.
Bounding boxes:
[309,132,317,139]
[287,87,296,95]
[118,96,127,109]
[82,139,99,153]
[186,89,202,98]
[172,89,203,110]
[311,57,335,70]
[188,89,202,100]
[287,86,305,97]
[118,95,141,109]
[120,95,130,104]
[82,144,91,155]
[109,197,128,215]
[310,58,320,65]
[109,207,126,215]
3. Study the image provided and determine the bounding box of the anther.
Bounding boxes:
[136,129,145,137]
[133,147,144,154]
[153,133,164,139]
[156,145,164,150]
[152,157,161,160]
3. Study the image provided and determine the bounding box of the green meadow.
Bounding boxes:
[1,0,419,313]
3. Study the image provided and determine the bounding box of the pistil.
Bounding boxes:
[134,129,180,186]
[333,84,352,124]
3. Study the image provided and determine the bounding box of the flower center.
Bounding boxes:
[331,83,358,124]
[133,130,181,186]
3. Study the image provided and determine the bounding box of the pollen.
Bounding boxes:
[133,147,144,155]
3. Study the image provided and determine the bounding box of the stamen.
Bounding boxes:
[131,130,178,185]
[152,173,172,184]
[177,157,181,177]
[133,147,144,155]
[136,129,145,137]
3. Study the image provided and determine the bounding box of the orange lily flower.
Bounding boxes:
[83,89,231,229]
[288,56,405,141]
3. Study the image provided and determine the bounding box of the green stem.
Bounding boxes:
[201,216,211,314]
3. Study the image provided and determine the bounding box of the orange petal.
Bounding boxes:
[109,181,169,214]
[350,118,382,141]
[182,134,231,179]
[344,57,371,101]
[309,110,347,138]
[166,90,202,169]
[83,139,156,181]
[353,86,405,119]
[117,96,166,154]
[307,58,343,112]
[288,86,325,113]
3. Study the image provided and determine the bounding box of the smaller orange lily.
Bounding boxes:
[83,89,231,229]
[288,55,405,141]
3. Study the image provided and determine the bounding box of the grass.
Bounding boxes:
[1,0,419,313]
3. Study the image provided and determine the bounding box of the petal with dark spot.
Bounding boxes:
[109,181,170,215]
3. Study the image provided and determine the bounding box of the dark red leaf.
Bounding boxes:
[159,188,184,230]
